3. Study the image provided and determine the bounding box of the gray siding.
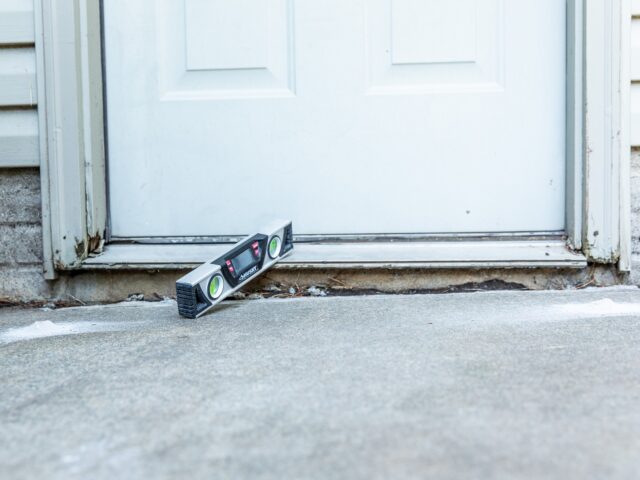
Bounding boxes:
[0,0,34,45]
[0,0,38,168]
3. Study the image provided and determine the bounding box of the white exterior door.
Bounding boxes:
[104,0,566,238]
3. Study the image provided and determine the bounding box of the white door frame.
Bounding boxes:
[34,0,631,278]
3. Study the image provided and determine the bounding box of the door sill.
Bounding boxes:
[80,240,587,270]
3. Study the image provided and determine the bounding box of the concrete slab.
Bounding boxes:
[1,288,640,479]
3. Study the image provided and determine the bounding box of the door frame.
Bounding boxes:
[34,0,631,278]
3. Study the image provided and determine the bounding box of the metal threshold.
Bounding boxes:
[81,240,587,270]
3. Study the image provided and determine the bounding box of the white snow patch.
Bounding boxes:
[556,298,640,317]
[0,320,140,344]
[62,298,176,312]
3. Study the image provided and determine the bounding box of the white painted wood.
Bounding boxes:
[104,0,567,238]
[583,0,627,264]
[78,0,107,243]
[0,109,38,167]
[82,240,588,270]
[620,0,632,271]
[37,0,107,274]
[40,0,87,269]
[633,0,640,15]
[0,0,34,45]
[0,47,36,106]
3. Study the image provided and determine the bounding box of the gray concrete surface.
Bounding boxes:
[1,288,640,479]
[0,168,48,301]
[632,150,640,255]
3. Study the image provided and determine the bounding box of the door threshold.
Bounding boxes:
[80,240,587,270]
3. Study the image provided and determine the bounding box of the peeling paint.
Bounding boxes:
[87,232,104,255]
[74,239,86,258]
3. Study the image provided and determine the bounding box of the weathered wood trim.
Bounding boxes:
[36,0,106,277]
[620,0,632,271]
[79,0,107,247]
[583,0,631,269]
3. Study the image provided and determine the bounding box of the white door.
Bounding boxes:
[104,0,566,238]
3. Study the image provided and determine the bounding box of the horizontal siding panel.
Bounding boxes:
[0,109,39,167]
[0,47,36,107]
[0,0,34,45]
[633,20,640,80]
[633,12,640,146]
[632,84,640,147]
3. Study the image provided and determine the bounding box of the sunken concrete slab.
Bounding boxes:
[1,288,640,479]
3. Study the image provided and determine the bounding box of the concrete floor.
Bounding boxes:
[1,288,640,480]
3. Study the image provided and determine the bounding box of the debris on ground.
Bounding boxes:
[263,285,282,293]
[307,286,327,297]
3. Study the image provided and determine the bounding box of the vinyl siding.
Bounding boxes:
[0,0,38,168]
[632,2,640,145]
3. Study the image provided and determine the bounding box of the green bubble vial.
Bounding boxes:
[209,275,223,299]
[268,236,281,259]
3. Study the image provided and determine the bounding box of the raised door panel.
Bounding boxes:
[157,0,295,100]
[367,0,503,93]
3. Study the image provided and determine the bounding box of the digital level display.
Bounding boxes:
[231,248,255,272]
[175,220,294,319]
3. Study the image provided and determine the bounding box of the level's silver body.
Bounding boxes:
[176,220,293,318]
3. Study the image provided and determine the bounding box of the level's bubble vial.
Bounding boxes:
[175,220,294,319]
[268,236,281,259]
[208,274,224,300]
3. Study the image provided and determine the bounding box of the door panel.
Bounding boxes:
[104,0,566,237]
[369,0,502,92]
[157,0,294,99]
